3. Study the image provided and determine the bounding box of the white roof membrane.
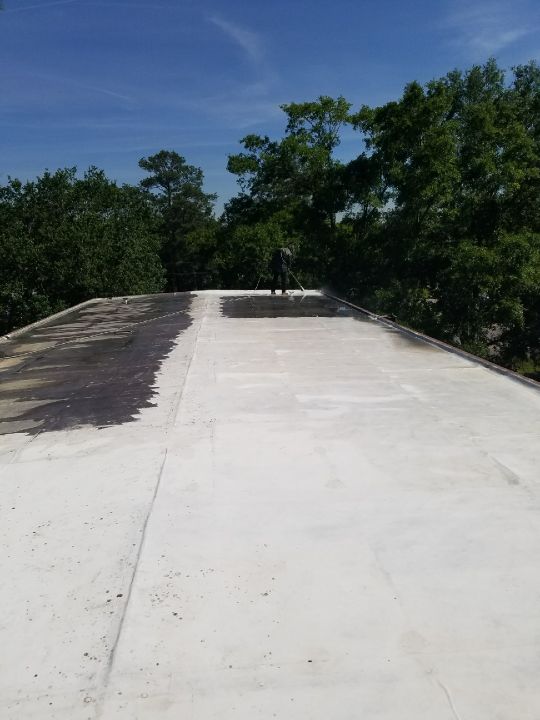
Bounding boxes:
[1,290,540,719]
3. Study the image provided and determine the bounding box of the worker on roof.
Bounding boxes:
[270,247,292,295]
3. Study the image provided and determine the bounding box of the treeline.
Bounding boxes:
[1,59,539,374]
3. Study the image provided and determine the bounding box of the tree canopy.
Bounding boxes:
[0,168,164,333]
[139,150,217,291]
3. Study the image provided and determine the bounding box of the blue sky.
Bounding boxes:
[1,0,539,211]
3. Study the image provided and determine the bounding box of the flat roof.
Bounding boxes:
[1,290,540,718]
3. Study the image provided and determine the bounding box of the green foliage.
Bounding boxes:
[225,96,354,288]
[213,220,290,289]
[0,168,164,333]
[227,97,352,224]
[138,150,217,291]
[339,60,540,367]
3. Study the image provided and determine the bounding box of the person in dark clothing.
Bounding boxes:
[270,247,292,294]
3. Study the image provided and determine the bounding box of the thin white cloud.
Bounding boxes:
[172,92,281,129]
[5,0,81,12]
[200,16,280,127]
[209,15,264,64]
[85,84,132,102]
[444,0,539,58]
[82,139,236,156]
[4,0,174,12]
[17,69,133,103]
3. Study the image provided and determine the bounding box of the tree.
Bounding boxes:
[139,150,217,290]
[345,59,540,360]
[0,167,164,333]
[225,96,353,285]
[213,220,288,289]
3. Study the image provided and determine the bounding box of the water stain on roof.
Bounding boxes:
[220,294,363,319]
[0,294,193,435]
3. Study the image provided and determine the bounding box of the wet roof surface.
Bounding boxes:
[0,294,192,434]
[220,294,360,318]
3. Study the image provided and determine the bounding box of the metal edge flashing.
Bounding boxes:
[323,291,540,393]
[0,298,103,344]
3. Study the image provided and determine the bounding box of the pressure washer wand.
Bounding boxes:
[289,270,305,293]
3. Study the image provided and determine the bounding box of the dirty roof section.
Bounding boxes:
[1,290,540,719]
[0,294,192,434]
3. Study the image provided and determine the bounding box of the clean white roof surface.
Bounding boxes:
[1,290,540,719]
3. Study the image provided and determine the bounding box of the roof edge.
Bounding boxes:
[323,292,540,393]
[0,298,104,344]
